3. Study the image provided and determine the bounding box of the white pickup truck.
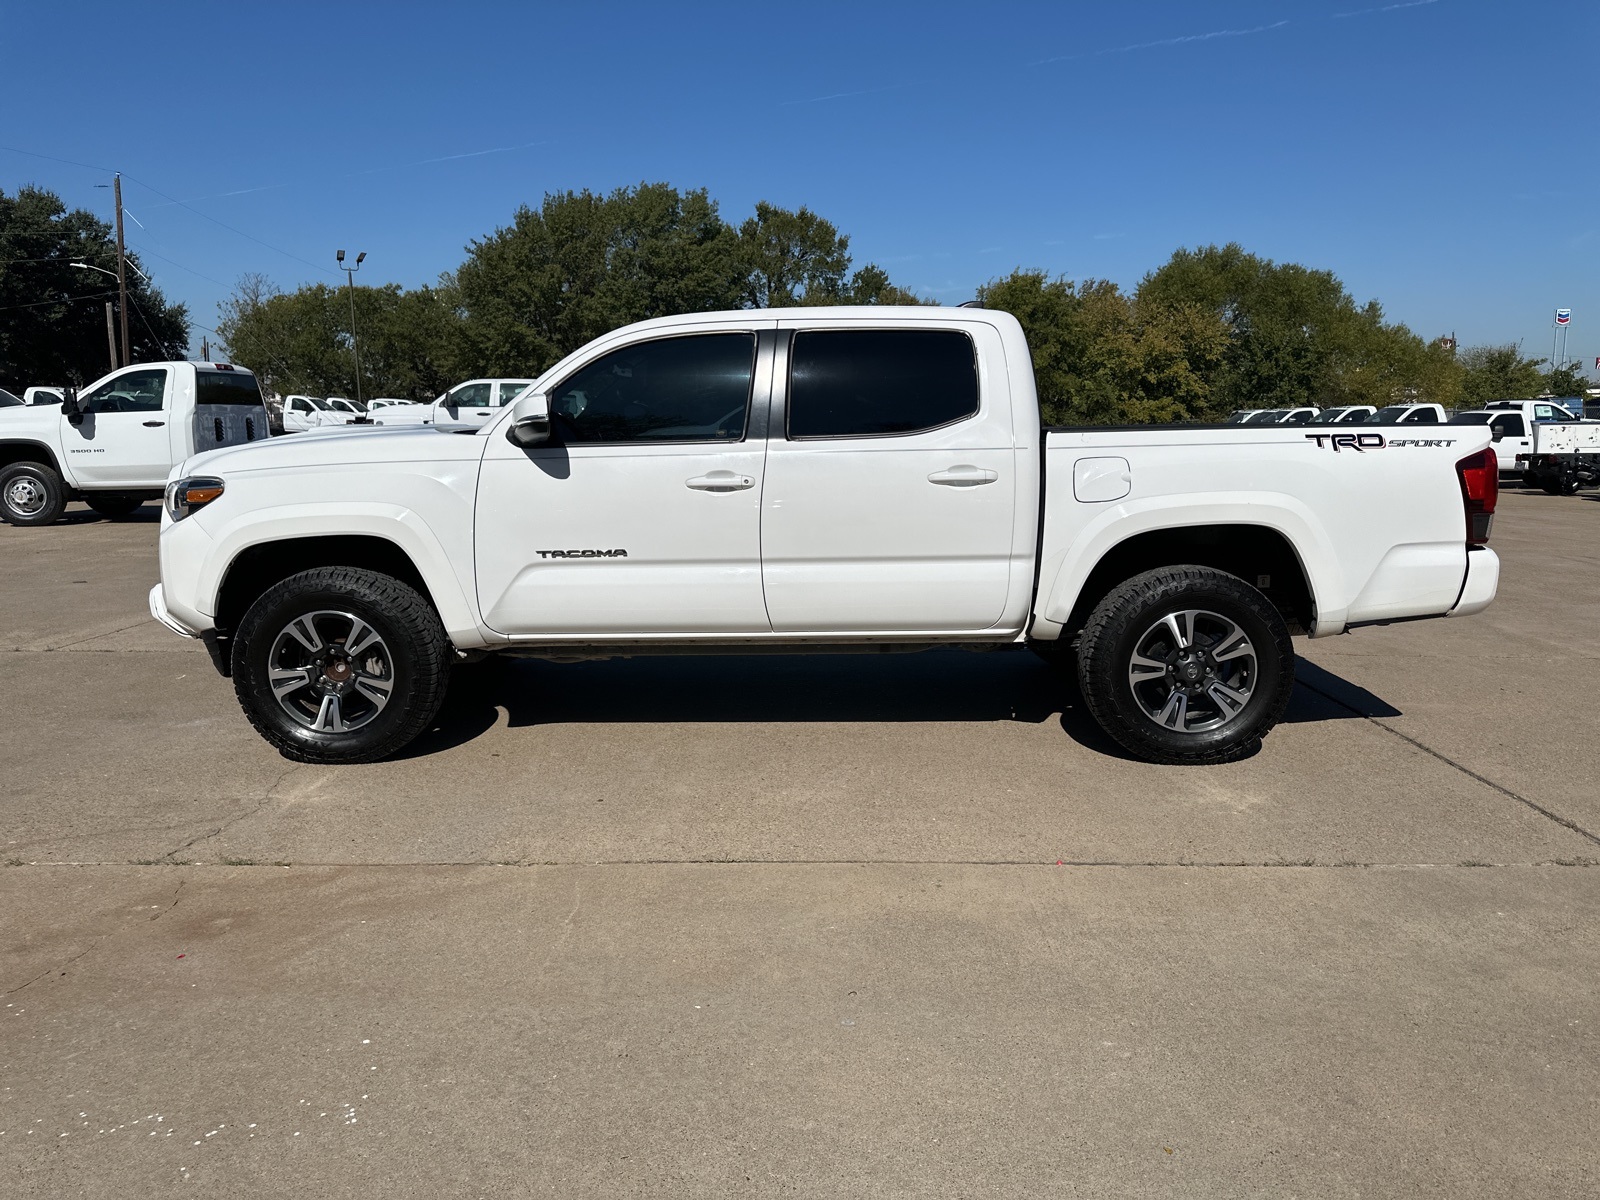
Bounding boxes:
[1,361,270,525]
[149,307,1501,766]
[371,378,537,431]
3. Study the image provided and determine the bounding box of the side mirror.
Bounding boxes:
[1490,428,1504,442]
[506,392,551,447]
[62,387,84,426]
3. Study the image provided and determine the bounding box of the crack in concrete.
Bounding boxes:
[160,764,303,862]
[1297,676,1600,848]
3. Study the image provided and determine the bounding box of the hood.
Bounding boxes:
[0,403,60,436]
[181,423,487,477]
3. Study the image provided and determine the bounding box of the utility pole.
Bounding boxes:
[201,337,210,362]
[336,249,366,406]
[113,172,130,366]
[104,302,118,370]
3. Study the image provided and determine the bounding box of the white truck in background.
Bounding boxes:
[0,361,269,525]
[371,378,537,431]
[1518,419,1600,494]
[151,306,1501,768]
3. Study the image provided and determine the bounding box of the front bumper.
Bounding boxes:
[148,583,200,639]
[1447,546,1499,618]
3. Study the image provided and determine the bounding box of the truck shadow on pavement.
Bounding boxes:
[396,649,1401,764]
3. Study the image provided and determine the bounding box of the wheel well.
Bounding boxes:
[1063,525,1314,637]
[215,535,437,634]
[0,441,62,476]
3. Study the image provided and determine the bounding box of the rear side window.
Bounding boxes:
[787,329,978,439]
[195,370,263,407]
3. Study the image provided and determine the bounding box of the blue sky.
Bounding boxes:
[3,0,1595,375]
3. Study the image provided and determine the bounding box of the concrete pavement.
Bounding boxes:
[3,491,1597,1196]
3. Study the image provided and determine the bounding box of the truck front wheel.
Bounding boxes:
[231,566,451,764]
[1076,566,1294,765]
[0,461,67,526]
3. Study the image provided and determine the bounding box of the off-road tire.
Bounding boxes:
[0,461,67,526]
[85,493,145,519]
[1076,565,1294,765]
[231,566,450,764]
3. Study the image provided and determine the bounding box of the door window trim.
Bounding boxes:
[776,327,982,442]
[542,329,765,447]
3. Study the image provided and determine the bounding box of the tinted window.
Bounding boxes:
[81,368,168,413]
[1402,408,1438,424]
[0,389,21,408]
[1450,412,1491,425]
[195,370,263,407]
[1492,415,1525,437]
[445,383,492,409]
[787,329,978,439]
[551,333,755,444]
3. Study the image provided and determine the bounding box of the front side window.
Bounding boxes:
[550,333,755,444]
[80,368,168,414]
[788,329,978,439]
[1402,408,1438,424]
[446,383,493,409]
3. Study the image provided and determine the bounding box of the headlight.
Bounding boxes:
[164,476,225,522]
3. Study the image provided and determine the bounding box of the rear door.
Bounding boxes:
[759,322,1018,633]
[66,366,173,487]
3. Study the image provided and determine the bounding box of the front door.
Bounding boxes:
[475,329,773,636]
[759,324,1019,633]
[1490,413,1529,471]
[66,366,173,487]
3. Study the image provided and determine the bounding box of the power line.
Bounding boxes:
[117,172,336,277]
[124,241,231,289]
[0,143,114,174]
[0,288,117,313]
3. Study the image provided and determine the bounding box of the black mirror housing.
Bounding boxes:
[62,387,84,426]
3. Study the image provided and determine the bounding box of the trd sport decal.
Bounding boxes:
[536,548,629,559]
[1305,433,1458,452]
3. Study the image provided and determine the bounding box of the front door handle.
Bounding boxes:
[686,471,755,492]
[928,465,998,487]
[142,420,165,427]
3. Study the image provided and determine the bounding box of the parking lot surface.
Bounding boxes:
[3,491,1597,1197]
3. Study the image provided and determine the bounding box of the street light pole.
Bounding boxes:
[336,249,367,407]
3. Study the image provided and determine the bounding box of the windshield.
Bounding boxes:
[0,388,22,407]
[1371,406,1410,422]
[1450,412,1492,425]
[1244,410,1285,424]
[1224,411,1254,424]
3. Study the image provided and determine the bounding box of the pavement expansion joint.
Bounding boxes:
[1296,676,1600,847]
[6,858,1599,870]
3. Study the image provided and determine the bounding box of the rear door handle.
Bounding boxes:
[142,420,165,427]
[928,465,998,487]
[686,471,755,492]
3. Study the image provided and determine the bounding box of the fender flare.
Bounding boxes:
[0,438,65,479]
[197,502,489,648]
[1035,493,1349,638]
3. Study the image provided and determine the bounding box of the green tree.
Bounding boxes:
[1136,243,1453,410]
[455,183,746,376]
[1542,362,1593,400]
[0,185,188,389]
[217,274,464,401]
[1457,344,1545,406]
[978,270,1228,425]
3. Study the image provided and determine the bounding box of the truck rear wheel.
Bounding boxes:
[0,461,67,526]
[85,493,145,519]
[1076,566,1294,765]
[231,566,451,764]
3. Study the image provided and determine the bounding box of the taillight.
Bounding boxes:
[1455,447,1498,545]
